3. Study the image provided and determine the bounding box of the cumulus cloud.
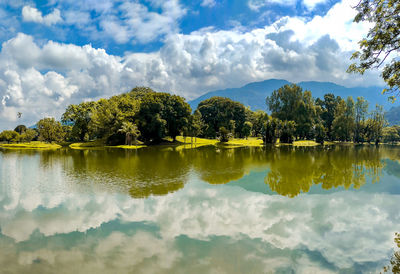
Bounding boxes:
[0,0,382,130]
[303,0,329,10]
[49,0,186,44]
[22,6,62,26]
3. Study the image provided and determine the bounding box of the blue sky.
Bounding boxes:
[0,0,381,129]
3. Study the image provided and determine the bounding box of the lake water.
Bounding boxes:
[1,145,400,273]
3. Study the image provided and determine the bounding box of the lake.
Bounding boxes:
[1,145,400,273]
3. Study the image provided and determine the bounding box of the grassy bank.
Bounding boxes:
[0,141,62,149]
[4,137,389,151]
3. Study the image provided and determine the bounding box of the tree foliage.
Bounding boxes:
[197,97,246,138]
[348,0,400,99]
[316,93,341,140]
[36,118,65,143]
[267,84,317,139]
[0,130,20,143]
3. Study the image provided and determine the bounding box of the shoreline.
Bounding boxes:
[1,138,398,151]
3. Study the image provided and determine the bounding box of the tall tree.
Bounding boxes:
[262,118,280,144]
[348,0,400,99]
[189,110,204,143]
[118,121,140,145]
[332,97,355,141]
[242,121,253,140]
[354,96,369,143]
[62,101,96,141]
[279,120,296,144]
[250,110,269,137]
[159,94,191,141]
[197,97,246,138]
[267,84,317,139]
[36,118,65,143]
[366,104,387,145]
[316,93,341,140]
[14,125,27,134]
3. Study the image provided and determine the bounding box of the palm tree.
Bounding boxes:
[118,122,140,146]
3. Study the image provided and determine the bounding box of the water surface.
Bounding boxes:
[1,145,400,273]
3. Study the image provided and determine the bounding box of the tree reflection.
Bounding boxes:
[3,144,398,199]
[265,146,385,198]
[192,147,269,184]
[62,147,191,198]
[383,233,400,273]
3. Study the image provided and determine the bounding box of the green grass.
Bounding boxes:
[108,145,147,149]
[69,140,106,149]
[67,136,346,150]
[223,137,264,147]
[0,141,62,149]
[292,140,320,147]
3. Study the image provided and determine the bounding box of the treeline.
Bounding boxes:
[1,84,400,145]
[264,84,399,145]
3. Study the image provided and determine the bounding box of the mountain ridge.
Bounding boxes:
[188,79,392,112]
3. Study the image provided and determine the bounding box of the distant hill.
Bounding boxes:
[188,79,394,112]
[385,106,400,125]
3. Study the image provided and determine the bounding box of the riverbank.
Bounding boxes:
[0,141,62,149]
[1,138,397,151]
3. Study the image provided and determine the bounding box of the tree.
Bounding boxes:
[316,94,342,141]
[189,110,204,143]
[348,0,400,99]
[159,94,191,141]
[36,118,65,143]
[267,84,317,139]
[0,130,20,143]
[354,96,369,143]
[118,121,140,145]
[136,93,167,143]
[383,233,400,273]
[62,102,97,141]
[383,126,400,143]
[242,121,252,139]
[218,127,231,142]
[314,123,325,144]
[14,125,27,134]
[197,97,247,139]
[262,118,280,144]
[279,120,296,144]
[20,129,38,142]
[365,104,387,145]
[251,110,269,137]
[332,97,355,142]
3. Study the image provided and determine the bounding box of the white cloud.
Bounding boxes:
[303,0,328,10]
[53,0,186,44]
[101,0,186,44]
[201,0,217,8]
[0,0,382,130]
[22,6,62,26]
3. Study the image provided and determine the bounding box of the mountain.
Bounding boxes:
[385,106,400,125]
[188,79,394,112]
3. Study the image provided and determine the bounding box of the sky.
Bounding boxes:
[0,0,382,129]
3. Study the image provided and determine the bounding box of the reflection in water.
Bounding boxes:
[1,145,398,198]
[265,146,385,197]
[1,146,400,273]
[383,233,400,273]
